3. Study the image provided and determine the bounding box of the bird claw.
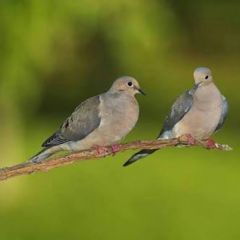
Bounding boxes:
[111,144,121,155]
[93,145,109,155]
[181,134,197,145]
[93,144,121,156]
[204,138,216,149]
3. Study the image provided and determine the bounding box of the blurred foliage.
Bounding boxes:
[0,0,240,239]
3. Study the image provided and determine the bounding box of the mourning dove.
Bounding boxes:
[30,76,145,163]
[124,67,228,166]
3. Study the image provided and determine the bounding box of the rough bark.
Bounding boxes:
[0,137,232,182]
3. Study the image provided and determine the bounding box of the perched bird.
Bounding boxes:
[124,67,228,166]
[29,76,145,163]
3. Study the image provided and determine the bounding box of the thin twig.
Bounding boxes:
[0,137,232,182]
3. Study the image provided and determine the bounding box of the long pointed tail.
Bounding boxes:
[28,146,59,163]
[123,149,157,167]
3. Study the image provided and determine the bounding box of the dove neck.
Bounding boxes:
[194,82,221,107]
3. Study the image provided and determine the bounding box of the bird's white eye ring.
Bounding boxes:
[128,82,133,87]
[205,75,209,79]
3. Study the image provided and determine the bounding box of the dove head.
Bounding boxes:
[193,67,213,85]
[110,76,145,96]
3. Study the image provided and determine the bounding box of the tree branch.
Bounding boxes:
[0,137,232,182]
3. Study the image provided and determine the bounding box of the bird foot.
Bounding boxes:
[111,144,121,155]
[93,145,109,155]
[204,138,217,149]
[181,134,197,145]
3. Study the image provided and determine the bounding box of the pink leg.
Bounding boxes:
[204,138,216,149]
[93,145,109,155]
[182,134,197,145]
[111,144,121,154]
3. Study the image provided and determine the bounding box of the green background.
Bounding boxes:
[0,1,240,239]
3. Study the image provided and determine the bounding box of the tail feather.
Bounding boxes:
[123,149,157,167]
[28,147,57,163]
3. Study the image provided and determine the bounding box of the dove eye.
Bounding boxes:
[128,82,133,87]
[205,75,209,80]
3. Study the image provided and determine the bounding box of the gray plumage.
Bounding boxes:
[124,67,228,167]
[29,76,144,163]
[157,84,198,139]
[42,96,101,147]
[215,96,228,132]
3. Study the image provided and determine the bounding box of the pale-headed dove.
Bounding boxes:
[30,76,145,163]
[124,67,228,166]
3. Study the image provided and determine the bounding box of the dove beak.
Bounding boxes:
[138,88,146,95]
[134,86,146,95]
